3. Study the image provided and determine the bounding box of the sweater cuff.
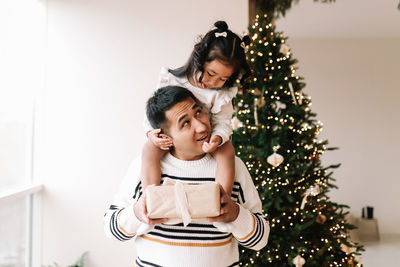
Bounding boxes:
[229,204,256,239]
[118,203,142,237]
[212,204,255,238]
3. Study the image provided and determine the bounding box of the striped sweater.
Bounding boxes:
[104,153,269,267]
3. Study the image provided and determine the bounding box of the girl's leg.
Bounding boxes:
[141,139,168,190]
[212,140,235,196]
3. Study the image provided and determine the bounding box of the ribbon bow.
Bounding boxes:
[173,181,192,226]
[215,31,227,38]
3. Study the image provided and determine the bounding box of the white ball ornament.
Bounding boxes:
[292,255,305,267]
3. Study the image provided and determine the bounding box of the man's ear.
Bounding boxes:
[159,123,171,137]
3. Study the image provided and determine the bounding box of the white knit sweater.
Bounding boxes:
[104,153,269,267]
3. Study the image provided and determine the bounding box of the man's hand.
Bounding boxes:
[202,135,222,153]
[207,185,239,223]
[134,191,168,225]
[147,129,173,151]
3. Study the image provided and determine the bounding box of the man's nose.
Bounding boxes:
[193,117,207,132]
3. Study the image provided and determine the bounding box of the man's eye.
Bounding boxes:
[196,109,202,115]
[182,121,189,127]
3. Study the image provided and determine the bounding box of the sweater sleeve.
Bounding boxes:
[210,87,237,145]
[213,157,270,251]
[103,156,146,241]
[210,100,234,146]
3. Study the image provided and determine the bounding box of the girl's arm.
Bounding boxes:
[210,87,237,145]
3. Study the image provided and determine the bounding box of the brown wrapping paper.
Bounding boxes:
[146,182,220,219]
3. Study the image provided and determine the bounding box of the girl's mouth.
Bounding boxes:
[200,82,208,89]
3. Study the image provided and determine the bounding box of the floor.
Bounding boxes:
[360,234,400,266]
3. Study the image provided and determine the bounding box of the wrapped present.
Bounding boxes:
[146,179,220,226]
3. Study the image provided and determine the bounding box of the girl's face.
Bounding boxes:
[196,59,234,89]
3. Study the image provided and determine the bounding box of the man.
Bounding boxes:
[104,86,269,267]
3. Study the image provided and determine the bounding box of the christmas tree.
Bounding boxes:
[232,13,364,267]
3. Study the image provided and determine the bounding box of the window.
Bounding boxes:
[0,0,46,266]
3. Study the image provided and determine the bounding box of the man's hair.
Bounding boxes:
[146,86,198,130]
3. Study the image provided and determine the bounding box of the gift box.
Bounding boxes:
[146,180,220,225]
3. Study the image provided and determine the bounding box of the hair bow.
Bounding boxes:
[215,32,227,38]
[240,41,249,52]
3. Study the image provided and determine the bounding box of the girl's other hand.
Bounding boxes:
[147,129,173,150]
[202,135,222,153]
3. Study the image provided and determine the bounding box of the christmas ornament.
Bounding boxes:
[256,97,266,108]
[347,258,355,267]
[340,243,356,255]
[231,117,243,130]
[253,88,262,95]
[316,214,327,224]
[289,82,297,105]
[300,185,320,209]
[267,146,284,167]
[292,255,305,267]
[298,93,303,104]
[254,98,259,125]
[272,101,286,112]
[280,43,291,55]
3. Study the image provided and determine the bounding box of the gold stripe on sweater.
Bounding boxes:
[117,210,136,237]
[141,235,232,247]
[233,214,256,241]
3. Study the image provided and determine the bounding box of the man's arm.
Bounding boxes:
[103,157,144,241]
[211,157,270,251]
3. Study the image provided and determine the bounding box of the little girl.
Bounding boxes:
[142,21,250,196]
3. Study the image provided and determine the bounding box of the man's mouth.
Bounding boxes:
[197,134,209,142]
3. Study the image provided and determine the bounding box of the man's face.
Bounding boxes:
[164,97,211,160]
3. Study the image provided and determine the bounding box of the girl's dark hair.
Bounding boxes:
[170,21,251,88]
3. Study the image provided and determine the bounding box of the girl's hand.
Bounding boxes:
[147,129,173,150]
[202,135,222,153]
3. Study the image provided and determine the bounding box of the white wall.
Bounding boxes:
[37,0,248,266]
[286,38,400,234]
[37,0,400,265]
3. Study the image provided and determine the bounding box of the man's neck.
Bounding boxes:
[170,149,206,161]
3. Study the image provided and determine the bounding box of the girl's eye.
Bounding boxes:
[207,71,214,77]
[220,78,228,82]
